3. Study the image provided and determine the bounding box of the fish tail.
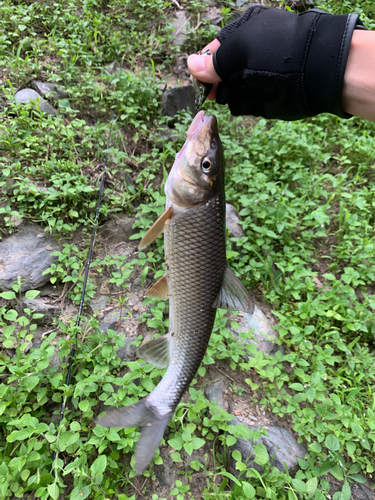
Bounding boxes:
[94,397,171,474]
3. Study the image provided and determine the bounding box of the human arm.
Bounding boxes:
[188,6,373,121]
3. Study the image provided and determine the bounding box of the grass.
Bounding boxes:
[1,0,375,499]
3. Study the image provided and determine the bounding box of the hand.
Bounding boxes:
[188,5,365,121]
[188,39,221,102]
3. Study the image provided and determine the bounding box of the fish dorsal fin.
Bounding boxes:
[145,275,169,299]
[137,334,171,368]
[213,266,255,314]
[139,207,172,250]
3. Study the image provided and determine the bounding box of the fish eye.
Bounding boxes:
[201,157,215,174]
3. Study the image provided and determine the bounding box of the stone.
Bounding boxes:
[0,225,59,292]
[99,214,135,245]
[236,0,248,6]
[205,379,226,410]
[226,203,245,239]
[99,308,128,333]
[154,447,176,487]
[30,81,69,100]
[327,475,374,500]
[14,89,57,115]
[89,295,109,313]
[161,85,196,118]
[21,298,61,325]
[171,11,189,46]
[229,305,280,357]
[284,0,314,12]
[203,7,223,25]
[230,417,307,475]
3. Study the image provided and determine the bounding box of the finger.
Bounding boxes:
[187,39,222,84]
[207,82,218,101]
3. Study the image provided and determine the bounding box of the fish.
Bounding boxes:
[95,110,254,474]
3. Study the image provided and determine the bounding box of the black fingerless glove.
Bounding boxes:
[213,4,365,120]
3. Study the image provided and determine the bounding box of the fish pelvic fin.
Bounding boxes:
[137,333,171,368]
[145,274,169,299]
[213,265,255,315]
[139,207,172,250]
[94,398,171,475]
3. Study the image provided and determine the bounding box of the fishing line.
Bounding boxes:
[51,111,115,473]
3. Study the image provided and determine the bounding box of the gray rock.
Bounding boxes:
[327,475,375,500]
[154,447,176,487]
[162,85,196,118]
[99,214,135,245]
[21,298,61,325]
[229,305,280,357]
[205,379,226,410]
[171,11,189,46]
[30,81,69,100]
[39,283,58,297]
[14,89,57,115]
[203,7,223,25]
[285,0,315,12]
[0,225,59,292]
[105,61,120,75]
[89,295,109,314]
[100,308,128,333]
[226,203,245,239]
[236,0,248,6]
[230,418,307,475]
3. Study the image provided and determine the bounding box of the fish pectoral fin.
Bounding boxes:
[137,334,171,368]
[145,274,169,299]
[213,266,255,314]
[139,207,172,250]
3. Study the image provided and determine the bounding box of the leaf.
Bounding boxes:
[341,481,351,500]
[309,442,321,453]
[347,474,366,484]
[91,455,107,475]
[79,400,90,412]
[319,460,336,476]
[47,483,59,500]
[0,291,16,300]
[191,437,205,450]
[184,442,193,456]
[242,481,255,498]
[306,387,316,403]
[25,290,40,300]
[325,435,340,451]
[306,477,318,496]
[291,479,306,493]
[217,471,242,487]
[253,443,269,465]
[289,383,304,391]
[168,437,183,451]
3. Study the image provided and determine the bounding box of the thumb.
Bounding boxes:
[187,40,222,84]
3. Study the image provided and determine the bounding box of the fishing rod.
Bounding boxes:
[51,112,115,473]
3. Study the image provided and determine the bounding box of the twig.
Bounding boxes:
[171,0,182,8]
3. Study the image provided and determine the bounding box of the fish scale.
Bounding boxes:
[149,194,227,411]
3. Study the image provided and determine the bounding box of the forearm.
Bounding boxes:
[342,30,375,121]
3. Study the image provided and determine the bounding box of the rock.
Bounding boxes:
[171,11,189,46]
[0,225,59,292]
[327,475,374,500]
[99,308,128,333]
[226,203,245,239]
[161,85,196,118]
[117,339,137,363]
[236,0,248,6]
[203,7,223,25]
[99,214,135,245]
[205,379,227,410]
[39,283,58,298]
[89,295,109,314]
[229,305,280,357]
[154,447,176,487]
[14,89,57,115]
[230,417,307,475]
[30,81,69,100]
[284,0,314,11]
[104,60,120,75]
[21,298,61,325]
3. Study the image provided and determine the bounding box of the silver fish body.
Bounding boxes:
[95,112,253,474]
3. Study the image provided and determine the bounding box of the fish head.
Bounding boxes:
[165,111,224,208]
